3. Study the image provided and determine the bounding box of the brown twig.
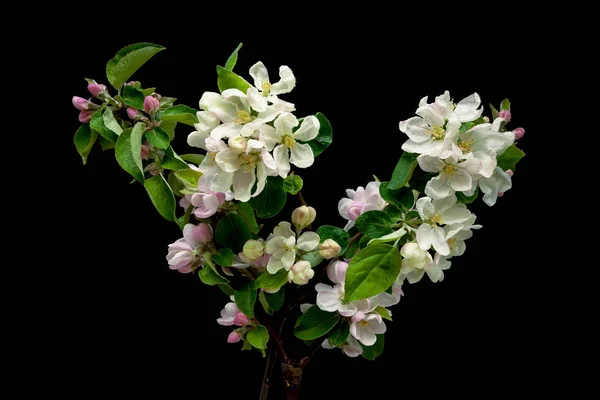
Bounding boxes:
[348,231,363,249]
[296,190,308,206]
[259,347,277,400]
[264,317,289,363]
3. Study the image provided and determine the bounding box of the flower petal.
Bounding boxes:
[416,196,434,219]
[416,224,433,250]
[270,65,296,95]
[247,87,268,112]
[290,143,314,168]
[259,125,282,151]
[443,204,472,224]
[215,148,240,172]
[297,231,320,251]
[273,145,291,178]
[273,221,295,239]
[449,169,472,192]
[249,61,269,89]
[233,168,256,202]
[211,122,241,140]
[199,92,236,122]
[293,115,320,141]
[280,250,296,270]
[187,130,209,150]
[430,226,450,256]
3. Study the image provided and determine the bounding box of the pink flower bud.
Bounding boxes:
[347,201,364,221]
[78,110,92,123]
[125,81,137,86]
[72,96,89,111]
[498,110,512,122]
[327,260,348,285]
[193,223,213,244]
[513,127,525,140]
[140,144,151,160]
[127,107,140,120]
[143,96,160,113]
[505,169,514,177]
[233,312,249,326]
[87,83,106,97]
[227,331,242,343]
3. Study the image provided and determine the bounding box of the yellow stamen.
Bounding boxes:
[442,164,458,176]
[261,81,272,96]
[430,213,443,225]
[234,110,252,125]
[238,153,257,172]
[447,237,457,248]
[457,138,473,154]
[282,135,296,149]
[428,125,445,140]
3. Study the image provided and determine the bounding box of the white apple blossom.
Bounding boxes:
[471,167,513,207]
[415,195,472,256]
[399,242,433,279]
[259,113,320,177]
[187,110,220,150]
[418,153,481,200]
[321,336,363,358]
[399,252,452,284]
[338,181,387,231]
[264,222,320,274]
[400,110,460,158]
[166,223,212,273]
[350,312,386,346]
[373,284,404,308]
[426,91,483,123]
[315,283,374,317]
[217,298,250,327]
[247,61,296,112]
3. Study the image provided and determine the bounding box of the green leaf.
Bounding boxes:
[264,289,284,312]
[216,66,251,93]
[234,282,257,318]
[316,225,350,255]
[501,98,511,111]
[367,228,407,246]
[302,251,325,268]
[283,174,303,195]
[219,284,235,297]
[380,182,414,211]
[74,124,98,165]
[106,43,165,89]
[122,85,145,109]
[144,174,176,221]
[359,235,373,249]
[489,103,499,120]
[374,306,392,321]
[162,155,190,170]
[344,244,402,302]
[115,123,145,183]
[294,306,339,341]
[102,108,123,136]
[198,266,230,285]
[235,203,260,235]
[388,152,418,190]
[140,87,155,97]
[457,187,479,204]
[177,205,193,230]
[161,105,199,126]
[212,248,234,267]
[90,110,118,142]
[98,135,115,151]
[179,154,205,165]
[224,43,243,71]
[248,176,286,218]
[174,168,202,190]
[304,112,332,157]
[168,170,184,197]
[247,325,269,350]
[158,97,177,111]
[216,213,252,253]
[159,121,177,141]
[361,335,384,360]
[327,320,350,347]
[259,291,274,315]
[355,210,393,238]
[385,204,403,221]
[497,144,525,171]
[254,269,288,291]
[145,127,170,149]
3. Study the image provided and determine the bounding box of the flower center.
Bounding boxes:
[234,110,252,125]
[447,237,457,248]
[238,153,257,172]
[359,320,369,327]
[428,213,443,225]
[282,135,296,149]
[442,163,458,176]
[428,125,445,140]
[457,138,473,154]
[261,81,272,96]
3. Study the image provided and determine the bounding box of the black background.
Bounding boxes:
[44,14,558,399]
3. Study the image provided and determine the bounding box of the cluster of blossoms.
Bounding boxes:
[187,62,321,202]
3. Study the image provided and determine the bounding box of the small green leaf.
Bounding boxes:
[179,154,205,165]
[219,284,235,297]
[224,43,243,71]
[501,98,511,111]
[106,43,165,89]
[217,65,251,93]
[359,235,373,249]
[177,205,193,230]
[159,97,177,111]
[457,187,479,204]
[264,289,284,312]
[361,335,384,360]
[160,120,177,141]
[302,251,325,268]
[380,183,414,211]
[489,103,499,120]
[144,174,176,221]
[374,306,392,321]
[74,124,98,165]
[254,269,288,290]
[212,248,234,267]
[385,204,403,221]
[355,210,393,238]
[90,110,118,142]
[327,320,350,347]
[283,174,303,195]
[248,176,287,219]
[140,87,155,97]
[388,152,418,190]
[115,123,145,183]
[259,291,274,315]
[198,266,230,285]
[162,155,190,171]
[294,306,339,341]
[98,135,115,151]
[235,203,260,235]
[174,168,202,190]
[497,144,525,171]
[247,325,269,350]
[216,213,252,253]
[304,112,332,157]
[145,127,170,149]
[344,244,402,302]
[168,171,184,197]
[122,85,145,109]
[102,108,123,136]
[160,105,199,126]
[316,225,350,255]
[234,281,257,318]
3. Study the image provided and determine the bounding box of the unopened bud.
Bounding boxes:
[227,331,242,343]
[513,127,525,140]
[287,261,314,285]
[125,81,137,86]
[127,107,140,120]
[72,96,89,111]
[498,110,512,122]
[243,239,264,261]
[291,206,316,229]
[327,260,348,285]
[78,110,92,123]
[319,239,341,259]
[143,95,160,113]
[483,116,490,123]
[229,136,248,154]
[505,169,514,177]
[233,312,249,326]
[193,223,213,244]
[87,83,107,97]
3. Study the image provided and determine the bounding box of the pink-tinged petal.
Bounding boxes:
[233,312,249,326]
[227,331,242,343]
[327,260,348,285]
[338,198,353,219]
[338,303,358,317]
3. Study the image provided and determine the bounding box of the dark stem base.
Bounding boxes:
[282,361,303,400]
